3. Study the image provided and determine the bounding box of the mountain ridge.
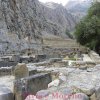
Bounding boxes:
[0,0,77,53]
[65,0,93,18]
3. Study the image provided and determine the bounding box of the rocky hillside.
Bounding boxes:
[65,0,92,19]
[0,0,77,53]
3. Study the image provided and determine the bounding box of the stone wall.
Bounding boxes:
[43,38,83,48]
[0,67,12,76]
[42,38,88,57]
[0,61,17,67]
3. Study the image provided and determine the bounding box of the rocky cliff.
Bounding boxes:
[0,0,77,53]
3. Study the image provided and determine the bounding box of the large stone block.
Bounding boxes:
[95,87,100,100]
[14,63,29,79]
[69,93,89,100]
[13,63,29,100]
[0,86,14,100]
[89,51,100,64]
[14,73,51,100]
[26,73,52,94]
[36,90,50,99]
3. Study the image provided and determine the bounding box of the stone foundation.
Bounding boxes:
[0,67,12,76]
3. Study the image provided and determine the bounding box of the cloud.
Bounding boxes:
[39,0,69,5]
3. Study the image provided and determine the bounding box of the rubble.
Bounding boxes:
[0,51,100,100]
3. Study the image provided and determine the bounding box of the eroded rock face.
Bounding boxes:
[0,0,76,53]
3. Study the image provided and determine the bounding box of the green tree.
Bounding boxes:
[65,29,73,39]
[74,1,100,54]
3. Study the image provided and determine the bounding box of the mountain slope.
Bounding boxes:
[0,0,76,53]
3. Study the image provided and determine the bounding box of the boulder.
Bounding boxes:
[0,86,14,100]
[59,73,67,82]
[36,90,50,99]
[25,95,38,100]
[95,64,100,70]
[69,93,89,100]
[27,73,52,94]
[48,79,60,88]
[90,93,96,100]
[62,88,73,95]
[95,87,100,100]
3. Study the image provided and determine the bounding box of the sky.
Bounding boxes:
[39,0,69,5]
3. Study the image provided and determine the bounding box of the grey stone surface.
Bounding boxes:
[61,88,73,95]
[0,61,17,67]
[69,93,89,100]
[36,90,50,99]
[27,73,52,94]
[95,87,100,100]
[0,86,14,100]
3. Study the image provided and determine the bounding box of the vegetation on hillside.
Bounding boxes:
[65,29,73,39]
[74,1,100,55]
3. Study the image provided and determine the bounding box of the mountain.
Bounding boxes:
[0,0,77,53]
[65,0,93,18]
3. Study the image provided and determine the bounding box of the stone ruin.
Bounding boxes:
[0,50,100,100]
[0,67,12,76]
[13,63,52,100]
